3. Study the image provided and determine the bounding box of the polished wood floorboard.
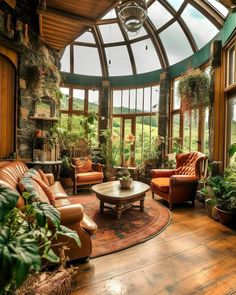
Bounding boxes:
[71,193,236,295]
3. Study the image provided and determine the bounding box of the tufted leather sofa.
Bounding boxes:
[151,152,207,209]
[0,160,97,262]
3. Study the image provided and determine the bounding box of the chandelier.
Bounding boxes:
[117,0,148,33]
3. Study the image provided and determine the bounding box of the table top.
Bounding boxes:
[92,181,150,200]
[27,161,62,165]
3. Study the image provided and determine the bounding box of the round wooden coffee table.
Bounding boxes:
[92,181,150,219]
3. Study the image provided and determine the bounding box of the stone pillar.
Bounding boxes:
[99,80,110,144]
[158,71,170,156]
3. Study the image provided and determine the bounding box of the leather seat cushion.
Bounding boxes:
[50,181,68,199]
[151,177,169,193]
[77,171,103,182]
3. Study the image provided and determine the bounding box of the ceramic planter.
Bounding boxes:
[119,178,132,189]
[216,207,236,225]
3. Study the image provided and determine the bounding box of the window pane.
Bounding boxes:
[88,90,99,113]
[148,1,173,30]
[167,0,184,11]
[73,89,85,111]
[228,46,235,86]
[74,46,102,76]
[113,90,122,114]
[127,26,147,41]
[60,87,70,111]
[205,0,228,17]
[130,89,136,114]
[151,85,160,112]
[173,80,181,110]
[105,46,133,76]
[144,87,151,112]
[228,96,236,165]
[181,4,219,49]
[122,90,129,114]
[203,108,209,154]
[135,116,144,165]
[60,46,70,72]
[160,22,193,65]
[183,111,199,152]
[112,117,121,165]
[131,39,161,74]
[99,24,124,43]
[172,114,180,139]
[102,8,117,20]
[75,31,95,43]
[137,88,143,113]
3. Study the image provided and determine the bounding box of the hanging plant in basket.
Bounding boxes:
[178,69,210,111]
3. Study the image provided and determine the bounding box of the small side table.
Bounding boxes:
[26,160,62,180]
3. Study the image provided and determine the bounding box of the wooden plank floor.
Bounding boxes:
[71,193,236,295]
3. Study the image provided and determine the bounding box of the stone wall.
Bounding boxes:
[0,0,62,160]
[18,33,61,159]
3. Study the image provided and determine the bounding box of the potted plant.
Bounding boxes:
[59,156,73,187]
[206,168,236,225]
[100,129,119,181]
[0,185,80,294]
[118,169,132,189]
[178,68,210,111]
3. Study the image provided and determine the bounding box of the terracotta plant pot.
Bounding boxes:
[216,207,236,225]
[119,178,132,189]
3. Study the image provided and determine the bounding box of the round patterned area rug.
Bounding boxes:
[69,194,171,258]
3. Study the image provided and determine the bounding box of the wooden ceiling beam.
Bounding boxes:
[37,7,95,27]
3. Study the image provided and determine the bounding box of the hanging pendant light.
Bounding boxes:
[118,0,147,33]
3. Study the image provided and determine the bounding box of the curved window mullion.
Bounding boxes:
[144,20,169,69]
[93,26,109,79]
[115,9,137,75]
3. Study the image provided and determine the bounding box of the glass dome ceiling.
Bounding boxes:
[60,0,229,78]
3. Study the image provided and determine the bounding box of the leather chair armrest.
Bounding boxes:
[151,169,175,178]
[81,212,97,235]
[45,173,55,185]
[92,163,104,172]
[58,204,84,224]
[170,175,198,185]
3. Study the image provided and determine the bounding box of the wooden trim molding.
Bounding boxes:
[0,0,16,9]
[0,45,17,68]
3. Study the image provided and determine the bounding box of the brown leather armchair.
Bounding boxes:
[70,140,104,194]
[151,151,207,209]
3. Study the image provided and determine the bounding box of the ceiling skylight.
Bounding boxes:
[60,0,228,77]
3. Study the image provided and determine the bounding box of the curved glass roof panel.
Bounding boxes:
[206,0,229,17]
[101,8,117,20]
[105,45,133,76]
[148,1,173,30]
[99,24,124,44]
[167,0,184,11]
[131,39,161,73]
[60,46,70,72]
[127,26,147,41]
[160,21,193,65]
[74,46,102,76]
[60,1,228,77]
[75,31,96,43]
[181,4,219,49]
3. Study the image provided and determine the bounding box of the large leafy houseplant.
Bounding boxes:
[178,69,210,111]
[0,185,80,294]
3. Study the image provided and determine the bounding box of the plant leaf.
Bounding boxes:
[31,202,60,229]
[57,225,81,247]
[0,186,19,221]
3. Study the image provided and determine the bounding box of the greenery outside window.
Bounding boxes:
[112,85,159,165]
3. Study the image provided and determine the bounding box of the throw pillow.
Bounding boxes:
[38,169,50,186]
[72,157,92,173]
[18,177,50,204]
[32,176,55,206]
